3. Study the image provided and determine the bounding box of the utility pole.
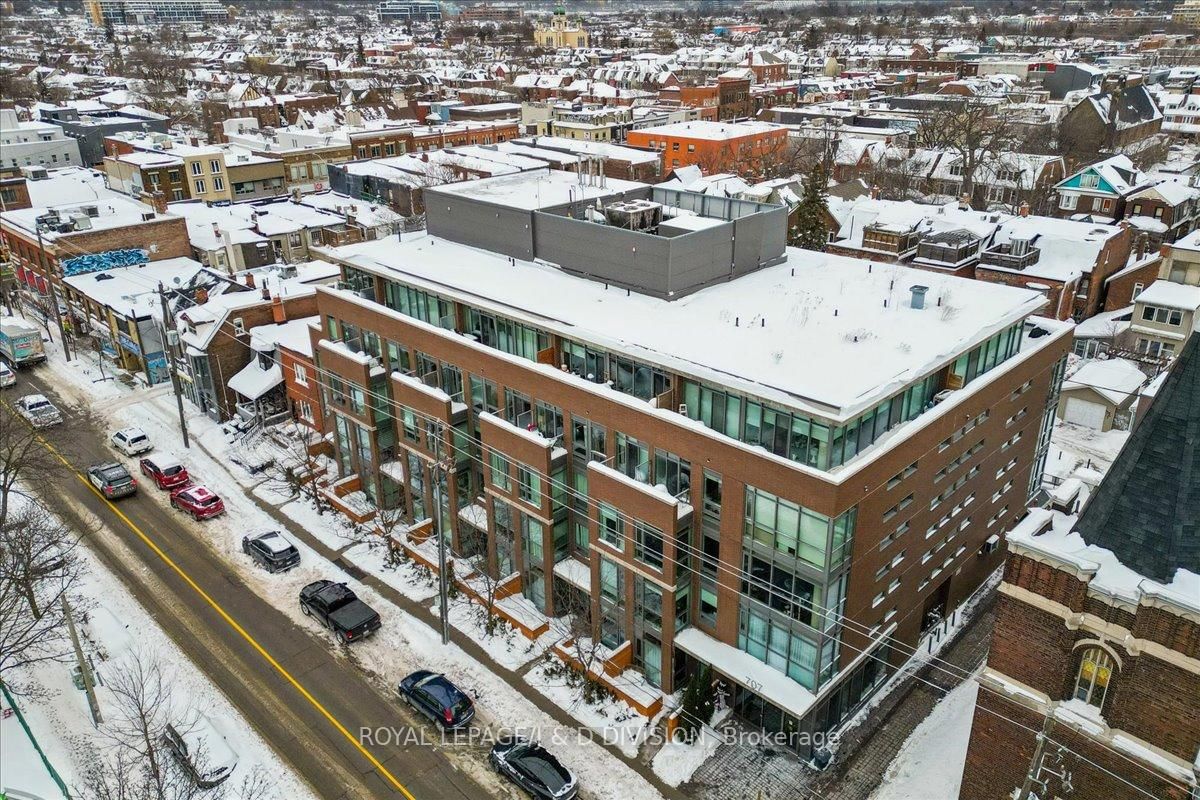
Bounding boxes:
[34,226,71,361]
[431,422,451,645]
[158,283,189,449]
[63,597,102,726]
[1017,712,1057,800]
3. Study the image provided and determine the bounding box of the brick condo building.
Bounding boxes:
[305,169,1071,757]
[959,336,1200,800]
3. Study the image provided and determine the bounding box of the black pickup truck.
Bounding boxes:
[298,580,381,643]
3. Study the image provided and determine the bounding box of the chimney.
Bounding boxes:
[271,294,286,324]
[261,283,270,301]
[195,286,209,305]
[290,187,301,203]
[1019,201,1030,217]
[245,272,256,289]
[140,190,168,215]
[421,152,429,162]
[910,285,928,310]
[958,194,971,211]
[210,221,220,235]
[869,184,881,200]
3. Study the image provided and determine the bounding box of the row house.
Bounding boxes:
[1124,179,1200,245]
[1054,154,1152,222]
[303,169,1070,757]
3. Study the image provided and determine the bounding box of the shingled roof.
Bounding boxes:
[1073,334,1200,583]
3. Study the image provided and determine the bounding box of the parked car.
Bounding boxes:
[0,362,15,388]
[160,713,238,789]
[15,393,62,428]
[298,580,381,643]
[241,530,300,573]
[87,461,138,500]
[110,426,152,456]
[489,737,577,800]
[139,454,189,490]
[397,671,475,730]
[170,485,225,520]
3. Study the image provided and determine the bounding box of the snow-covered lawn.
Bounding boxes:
[38,343,666,800]
[1046,420,1130,482]
[4,496,316,800]
[868,677,980,800]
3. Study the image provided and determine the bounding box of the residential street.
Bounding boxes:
[13,370,494,800]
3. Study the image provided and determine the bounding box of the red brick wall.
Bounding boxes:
[1103,257,1161,311]
[280,346,323,432]
[974,267,1073,320]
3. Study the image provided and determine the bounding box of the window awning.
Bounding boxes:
[674,627,817,720]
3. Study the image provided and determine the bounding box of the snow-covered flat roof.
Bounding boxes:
[323,233,1044,420]
[633,119,782,141]
[1136,279,1200,311]
[428,168,644,210]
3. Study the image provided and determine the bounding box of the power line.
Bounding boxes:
[31,230,1191,795]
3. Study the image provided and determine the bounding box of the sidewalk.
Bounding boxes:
[188,432,684,800]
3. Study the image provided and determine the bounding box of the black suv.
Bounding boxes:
[397,670,475,730]
[87,461,138,500]
[489,737,577,800]
[241,531,301,573]
[298,580,381,643]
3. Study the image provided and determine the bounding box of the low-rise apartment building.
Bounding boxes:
[0,109,82,171]
[303,170,1071,758]
[626,120,788,175]
[1128,279,1200,360]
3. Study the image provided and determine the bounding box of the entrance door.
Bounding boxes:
[921,578,951,633]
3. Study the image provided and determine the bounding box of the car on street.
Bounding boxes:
[15,393,62,428]
[87,461,138,500]
[241,530,300,573]
[298,580,381,643]
[0,362,15,388]
[161,713,238,788]
[170,484,225,520]
[139,454,190,490]
[489,737,577,800]
[110,426,152,456]
[397,671,475,730]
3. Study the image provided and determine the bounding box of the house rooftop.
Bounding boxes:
[320,232,1046,421]
[1136,279,1200,311]
[631,119,782,141]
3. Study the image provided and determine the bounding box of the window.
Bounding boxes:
[1073,647,1115,711]
[1059,193,1077,210]
[598,502,623,548]
[209,159,222,173]
[293,363,308,385]
[633,521,664,570]
[213,176,224,192]
[1132,282,1144,299]
[1079,172,1099,188]
[298,399,314,423]
[490,452,510,491]
[191,161,203,176]
[517,465,541,506]
[193,179,206,194]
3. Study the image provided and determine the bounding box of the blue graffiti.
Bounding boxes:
[62,248,149,277]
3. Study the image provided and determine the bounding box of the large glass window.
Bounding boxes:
[654,448,691,497]
[467,308,549,361]
[745,486,855,571]
[598,502,623,548]
[633,521,664,570]
[616,432,649,483]
[738,605,821,690]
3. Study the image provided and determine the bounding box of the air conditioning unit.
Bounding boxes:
[980,534,1000,555]
[677,403,688,416]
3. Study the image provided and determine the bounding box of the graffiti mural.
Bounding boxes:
[61,248,149,277]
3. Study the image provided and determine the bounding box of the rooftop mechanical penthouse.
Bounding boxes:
[307,168,1071,757]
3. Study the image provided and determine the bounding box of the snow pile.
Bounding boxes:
[869,678,979,800]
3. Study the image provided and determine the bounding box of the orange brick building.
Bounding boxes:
[625,120,788,175]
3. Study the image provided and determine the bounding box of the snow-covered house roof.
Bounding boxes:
[1063,358,1146,405]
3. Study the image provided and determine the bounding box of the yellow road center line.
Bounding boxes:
[17,410,416,800]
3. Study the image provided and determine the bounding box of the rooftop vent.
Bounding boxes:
[910,285,929,310]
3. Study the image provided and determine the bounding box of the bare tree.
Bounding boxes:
[865,150,928,201]
[0,400,64,530]
[916,99,1020,201]
[258,424,327,514]
[79,653,273,800]
[0,499,84,684]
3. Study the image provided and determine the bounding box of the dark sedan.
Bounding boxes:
[489,737,577,800]
[397,671,475,730]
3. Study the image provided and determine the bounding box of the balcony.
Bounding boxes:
[980,242,1041,270]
